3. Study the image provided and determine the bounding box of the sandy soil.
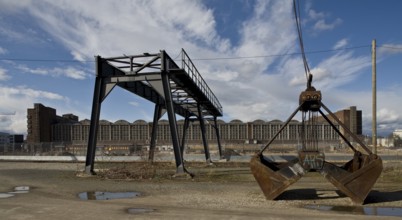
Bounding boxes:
[0,161,401,220]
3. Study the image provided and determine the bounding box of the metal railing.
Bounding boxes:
[179,49,223,115]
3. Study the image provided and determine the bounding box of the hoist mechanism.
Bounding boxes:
[299,74,321,112]
[250,0,382,204]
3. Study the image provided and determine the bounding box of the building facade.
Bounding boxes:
[0,132,24,153]
[394,129,402,138]
[27,103,363,155]
[315,106,362,138]
[27,103,80,143]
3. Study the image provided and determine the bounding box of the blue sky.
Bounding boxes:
[0,0,401,137]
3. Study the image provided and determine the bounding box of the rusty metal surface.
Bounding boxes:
[320,152,383,204]
[251,83,382,204]
[299,90,322,112]
[250,154,305,200]
[298,151,325,171]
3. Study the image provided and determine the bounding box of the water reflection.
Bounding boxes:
[10,186,30,194]
[127,208,155,214]
[0,186,30,198]
[0,193,15,198]
[78,191,141,200]
[305,205,402,217]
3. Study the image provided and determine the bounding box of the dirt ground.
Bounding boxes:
[0,160,401,220]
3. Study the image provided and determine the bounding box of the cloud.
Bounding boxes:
[327,86,402,136]
[0,46,7,54]
[0,85,65,100]
[0,85,66,134]
[313,18,342,31]
[0,68,11,81]
[128,101,139,107]
[289,51,370,89]
[17,65,87,80]
[378,44,402,57]
[333,38,348,50]
[305,7,342,33]
[308,9,325,20]
[10,0,230,61]
[0,0,399,137]
[11,0,367,120]
[63,67,87,80]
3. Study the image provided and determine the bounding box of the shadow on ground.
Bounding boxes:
[365,190,402,204]
[276,188,342,201]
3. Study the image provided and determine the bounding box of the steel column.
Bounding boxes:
[198,103,211,163]
[321,102,372,154]
[213,116,224,159]
[160,51,185,173]
[148,104,163,162]
[85,56,103,174]
[318,109,358,153]
[180,115,190,156]
[258,103,303,155]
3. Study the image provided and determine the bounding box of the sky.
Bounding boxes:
[0,0,401,137]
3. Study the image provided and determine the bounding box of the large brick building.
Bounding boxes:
[27,103,79,143]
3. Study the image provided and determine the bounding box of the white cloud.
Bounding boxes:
[0,68,11,81]
[305,6,343,33]
[0,46,7,54]
[313,18,342,31]
[11,0,230,61]
[0,85,66,134]
[17,65,87,80]
[0,85,65,100]
[312,52,370,88]
[0,0,400,137]
[63,67,87,80]
[11,0,367,122]
[308,9,325,20]
[129,101,139,107]
[333,38,348,50]
[289,51,370,89]
[326,86,402,135]
[378,43,402,57]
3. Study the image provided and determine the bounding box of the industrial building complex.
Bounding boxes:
[24,103,363,155]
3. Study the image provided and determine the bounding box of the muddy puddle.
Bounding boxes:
[305,205,402,217]
[0,186,30,199]
[127,208,155,214]
[78,191,141,200]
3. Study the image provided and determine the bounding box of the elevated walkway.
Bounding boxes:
[103,49,222,118]
[85,49,223,175]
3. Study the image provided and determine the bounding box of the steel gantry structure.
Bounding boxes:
[84,49,223,175]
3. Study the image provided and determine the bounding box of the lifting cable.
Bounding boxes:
[293,0,311,81]
[293,0,319,152]
[258,0,320,154]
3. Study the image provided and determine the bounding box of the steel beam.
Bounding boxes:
[321,102,372,154]
[180,115,190,156]
[213,116,224,159]
[85,56,104,174]
[198,103,211,164]
[160,51,185,173]
[148,104,164,162]
[318,108,358,153]
[258,103,303,155]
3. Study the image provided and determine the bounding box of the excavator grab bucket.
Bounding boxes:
[320,152,383,204]
[250,154,305,200]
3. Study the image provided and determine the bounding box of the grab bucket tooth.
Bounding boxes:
[320,152,383,204]
[250,154,305,200]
